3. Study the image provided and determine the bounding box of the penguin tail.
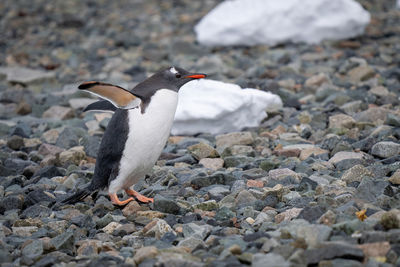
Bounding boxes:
[61,185,97,205]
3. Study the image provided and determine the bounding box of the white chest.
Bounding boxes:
[109,89,178,193]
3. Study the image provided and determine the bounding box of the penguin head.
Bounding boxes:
[159,66,207,91]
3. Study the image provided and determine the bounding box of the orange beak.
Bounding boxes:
[184,74,207,79]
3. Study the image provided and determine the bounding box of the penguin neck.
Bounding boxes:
[139,88,178,115]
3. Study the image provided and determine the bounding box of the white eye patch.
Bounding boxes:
[169,67,178,75]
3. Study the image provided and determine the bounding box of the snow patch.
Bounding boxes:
[172,79,282,135]
[195,0,370,47]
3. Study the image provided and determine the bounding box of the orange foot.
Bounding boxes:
[125,189,154,203]
[109,193,134,206]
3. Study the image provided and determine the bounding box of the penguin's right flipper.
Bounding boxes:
[78,81,142,109]
[83,100,117,113]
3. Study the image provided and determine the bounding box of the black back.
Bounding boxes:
[90,109,129,189]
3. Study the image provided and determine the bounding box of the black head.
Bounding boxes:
[134,66,207,94]
[157,66,207,91]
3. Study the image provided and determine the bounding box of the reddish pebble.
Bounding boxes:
[247,180,264,188]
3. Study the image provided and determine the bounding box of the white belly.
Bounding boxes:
[108,89,178,193]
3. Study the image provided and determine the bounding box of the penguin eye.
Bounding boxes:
[175,73,181,78]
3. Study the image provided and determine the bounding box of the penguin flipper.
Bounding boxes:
[83,100,117,113]
[78,81,141,109]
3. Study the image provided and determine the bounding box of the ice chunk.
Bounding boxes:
[195,0,370,47]
[172,79,282,135]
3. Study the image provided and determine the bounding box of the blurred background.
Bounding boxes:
[0,0,399,130]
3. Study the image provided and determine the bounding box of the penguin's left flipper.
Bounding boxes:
[78,81,141,109]
[83,100,117,113]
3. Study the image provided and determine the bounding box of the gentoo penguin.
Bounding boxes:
[62,67,206,205]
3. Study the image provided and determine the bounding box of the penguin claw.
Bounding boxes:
[109,193,134,206]
[125,189,154,203]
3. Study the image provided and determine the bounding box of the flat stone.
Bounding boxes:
[282,191,301,202]
[199,158,224,170]
[207,186,231,199]
[24,138,41,149]
[153,195,180,215]
[215,131,254,149]
[235,190,257,206]
[58,146,86,165]
[22,239,43,261]
[193,200,218,211]
[369,86,390,97]
[85,120,101,134]
[226,145,255,157]
[2,194,25,211]
[7,135,24,150]
[297,206,326,223]
[275,208,303,223]
[42,106,74,120]
[94,112,112,122]
[358,241,391,258]
[328,114,356,129]
[247,180,264,188]
[122,201,144,217]
[274,148,300,157]
[215,206,236,221]
[254,211,276,226]
[178,236,205,252]
[282,144,317,150]
[341,100,363,114]
[51,231,75,250]
[347,65,375,83]
[12,226,38,237]
[386,113,400,127]
[182,222,212,240]
[341,164,374,184]
[16,101,32,115]
[380,211,400,230]
[328,151,366,165]
[76,240,101,257]
[47,220,68,234]
[269,168,300,182]
[304,242,364,265]
[318,210,337,225]
[102,222,122,234]
[33,165,64,179]
[133,246,158,264]
[135,210,166,220]
[305,73,330,88]
[353,107,390,125]
[143,219,175,239]
[0,66,55,85]
[252,253,290,267]
[41,129,60,144]
[191,172,235,188]
[187,142,218,160]
[299,147,329,160]
[389,169,400,185]
[371,141,400,158]
[224,155,254,167]
[355,177,391,202]
[282,219,332,248]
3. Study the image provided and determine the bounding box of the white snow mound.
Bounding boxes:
[172,79,282,135]
[195,0,371,47]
